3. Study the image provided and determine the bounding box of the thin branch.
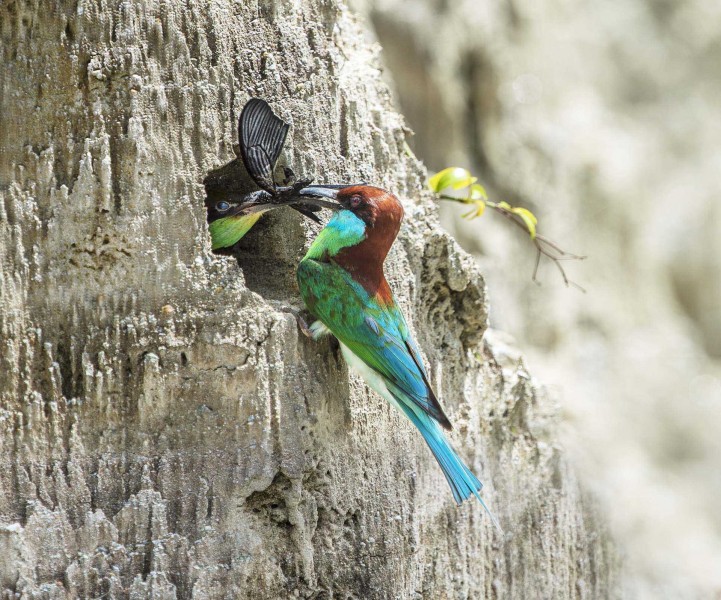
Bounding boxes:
[532,245,542,285]
[435,193,585,290]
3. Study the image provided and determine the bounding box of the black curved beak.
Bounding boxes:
[295,184,364,211]
[295,186,340,211]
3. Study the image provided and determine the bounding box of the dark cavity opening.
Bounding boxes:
[203,156,309,301]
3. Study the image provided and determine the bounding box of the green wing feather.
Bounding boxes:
[297,258,451,427]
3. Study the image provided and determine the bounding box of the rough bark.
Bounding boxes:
[0,1,617,598]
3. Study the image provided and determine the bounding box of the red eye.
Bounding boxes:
[349,195,362,209]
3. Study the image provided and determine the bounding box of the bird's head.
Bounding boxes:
[335,186,404,232]
[301,185,403,233]
[300,185,404,264]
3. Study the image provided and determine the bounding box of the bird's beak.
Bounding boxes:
[295,184,359,211]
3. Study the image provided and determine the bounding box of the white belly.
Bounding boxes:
[309,319,405,415]
[339,342,405,415]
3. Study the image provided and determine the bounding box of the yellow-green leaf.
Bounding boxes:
[497,200,512,210]
[428,167,477,193]
[511,207,538,239]
[462,200,486,219]
[470,183,488,200]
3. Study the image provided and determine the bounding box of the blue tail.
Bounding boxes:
[398,400,502,532]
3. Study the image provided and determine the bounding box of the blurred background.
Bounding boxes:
[356,0,721,597]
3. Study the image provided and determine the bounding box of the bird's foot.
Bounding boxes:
[282,306,315,339]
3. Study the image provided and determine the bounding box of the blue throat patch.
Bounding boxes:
[304,210,366,260]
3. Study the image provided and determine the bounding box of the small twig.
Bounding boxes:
[438,194,475,206]
[436,194,585,290]
[532,245,542,285]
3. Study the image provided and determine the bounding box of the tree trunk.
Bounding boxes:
[0,1,617,598]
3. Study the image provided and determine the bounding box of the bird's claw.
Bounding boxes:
[282,306,315,339]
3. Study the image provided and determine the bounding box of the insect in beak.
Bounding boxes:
[205,99,361,250]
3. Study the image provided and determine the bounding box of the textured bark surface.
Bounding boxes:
[0,1,617,598]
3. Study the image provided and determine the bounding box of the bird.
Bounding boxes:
[296,184,501,531]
